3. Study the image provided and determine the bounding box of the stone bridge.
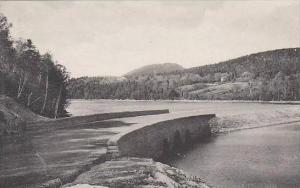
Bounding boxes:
[27,109,169,130]
[107,114,216,160]
[1,108,215,188]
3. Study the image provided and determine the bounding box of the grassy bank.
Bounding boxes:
[0,95,47,135]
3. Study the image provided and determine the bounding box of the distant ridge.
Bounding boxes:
[125,63,184,77]
[185,48,300,74]
[68,48,300,101]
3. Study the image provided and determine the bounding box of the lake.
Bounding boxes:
[169,123,300,188]
[69,100,300,188]
[67,99,299,117]
[1,100,299,187]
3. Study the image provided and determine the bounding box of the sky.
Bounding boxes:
[0,1,299,77]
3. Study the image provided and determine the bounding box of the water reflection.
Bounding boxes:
[169,123,300,188]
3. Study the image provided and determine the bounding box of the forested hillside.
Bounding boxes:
[68,48,300,101]
[125,63,184,77]
[0,14,69,118]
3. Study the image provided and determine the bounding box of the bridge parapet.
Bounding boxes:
[27,109,169,130]
[107,114,215,160]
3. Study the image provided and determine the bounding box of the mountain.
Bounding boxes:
[67,48,300,101]
[71,76,127,84]
[125,63,184,77]
[184,48,300,77]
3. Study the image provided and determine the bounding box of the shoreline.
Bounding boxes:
[62,118,300,188]
[62,108,300,188]
[3,100,299,188]
[216,119,300,134]
[68,98,300,105]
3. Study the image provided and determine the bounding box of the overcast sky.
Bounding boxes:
[0,1,299,77]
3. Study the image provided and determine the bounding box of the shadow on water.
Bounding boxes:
[164,123,300,188]
[159,133,217,164]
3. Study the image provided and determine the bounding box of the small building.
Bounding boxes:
[221,75,229,83]
[238,71,254,82]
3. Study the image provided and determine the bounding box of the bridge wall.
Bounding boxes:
[27,109,169,130]
[108,114,215,160]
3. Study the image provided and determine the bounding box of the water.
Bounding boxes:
[170,123,300,188]
[67,99,299,117]
[1,100,299,187]
[68,100,300,187]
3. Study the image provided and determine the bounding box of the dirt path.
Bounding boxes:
[0,121,121,188]
[0,110,174,188]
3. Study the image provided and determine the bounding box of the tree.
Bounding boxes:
[0,13,70,118]
[15,39,40,99]
[0,14,15,95]
[54,85,62,119]
[40,53,52,114]
[0,14,14,72]
[272,72,285,100]
[168,89,180,100]
[51,64,69,117]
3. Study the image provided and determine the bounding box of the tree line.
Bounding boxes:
[0,13,69,118]
[68,48,300,101]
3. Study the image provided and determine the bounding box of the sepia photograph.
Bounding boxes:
[0,0,299,188]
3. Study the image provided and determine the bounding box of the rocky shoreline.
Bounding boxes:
[64,157,209,188]
[62,106,300,188]
[2,95,300,188]
[210,106,300,133]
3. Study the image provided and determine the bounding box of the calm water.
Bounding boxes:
[170,123,300,188]
[67,99,299,117]
[68,100,300,187]
[1,100,299,187]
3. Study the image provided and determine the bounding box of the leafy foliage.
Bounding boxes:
[68,48,300,101]
[0,13,69,118]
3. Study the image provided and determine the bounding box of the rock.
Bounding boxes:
[64,157,209,188]
[66,184,108,188]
